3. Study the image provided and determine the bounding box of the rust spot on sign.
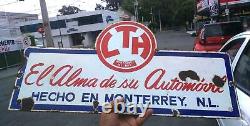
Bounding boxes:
[19,97,34,111]
[212,75,225,87]
[179,70,200,81]
[16,72,23,78]
[92,100,99,114]
[172,109,180,117]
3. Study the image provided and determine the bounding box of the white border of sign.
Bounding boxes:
[9,48,240,118]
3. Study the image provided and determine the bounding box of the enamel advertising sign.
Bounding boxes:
[9,21,240,118]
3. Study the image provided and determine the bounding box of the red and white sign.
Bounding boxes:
[197,0,209,12]
[220,0,250,5]
[9,21,240,118]
[96,21,157,72]
[220,0,239,4]
[197,0,250,13]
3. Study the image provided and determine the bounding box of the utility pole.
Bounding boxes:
[56,15,63,48]
[158,10,162,31]
[225,1,230,21]
[150,7,153,23]
[39,0,54,47]
[134,0,138,22]
[217,0,221,22]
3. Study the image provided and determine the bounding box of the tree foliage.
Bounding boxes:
[96,0,194,27]
[121,0,195,27]
[101,0,123,11]
[58,5,81,15]
[95,4,105,10]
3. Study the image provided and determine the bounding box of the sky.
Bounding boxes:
[0,0,105,18]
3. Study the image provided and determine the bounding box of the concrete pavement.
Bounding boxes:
[0,66,20,79]
[156,30,194,51]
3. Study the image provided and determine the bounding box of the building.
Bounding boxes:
[18,10,120,48]
[195,0,250,29]
[0,12,38,69]
[0,11,38,38]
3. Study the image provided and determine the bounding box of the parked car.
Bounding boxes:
[217,31,250,126]
[194,21,244,52]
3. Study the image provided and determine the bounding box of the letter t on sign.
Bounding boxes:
[116,26,138,48]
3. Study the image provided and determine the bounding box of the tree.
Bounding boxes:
[100,0,195,27]
[121,0,194,27]
[101,0,123,11]
[27,35,36,46]
[58,5,81,15]
[95,4,105,10]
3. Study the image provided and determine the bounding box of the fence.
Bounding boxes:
[0,50,23,70]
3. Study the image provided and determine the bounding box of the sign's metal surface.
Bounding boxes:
[9,48,240,118]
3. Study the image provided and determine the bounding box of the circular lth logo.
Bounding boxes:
[96,21,157,72]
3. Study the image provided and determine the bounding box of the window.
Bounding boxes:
[71,33,84,46]
[66,18,77,22]
[50,20,66,29]
[234,40,250,96]
[221,22,243,36]
[205,24,222,37]
[20,14,103,33]
[77,14,103,26]
[20,20,66,33]
[221,38,245,61]
[20,23,42,33]
[205,22,243,37]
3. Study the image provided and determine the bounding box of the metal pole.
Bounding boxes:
[225,1,230,21]
[134,0,138,22]
[217,0,221,22]
[19,49,24,67]
[137,5,139,22]
[42,33,45,48]
[59,28,63,48]
[194,0,197,31]
[158,10,162,31]
[56,15,63,48]
[39,0,54,47]
[150,7,153,22]
[3,52,8,69]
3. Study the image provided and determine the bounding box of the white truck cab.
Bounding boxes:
[218,31,250,126]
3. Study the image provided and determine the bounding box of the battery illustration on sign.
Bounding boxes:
[9,21,240,118]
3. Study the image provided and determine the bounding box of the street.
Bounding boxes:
[156,30,194,50]
[0,30,218,126]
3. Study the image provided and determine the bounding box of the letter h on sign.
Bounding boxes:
[103,25,151,59]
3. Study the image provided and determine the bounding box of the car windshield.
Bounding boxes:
[234,40,250,96]
[220,38,245,61]
[221,22,243,36]
[205,22,243,37]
